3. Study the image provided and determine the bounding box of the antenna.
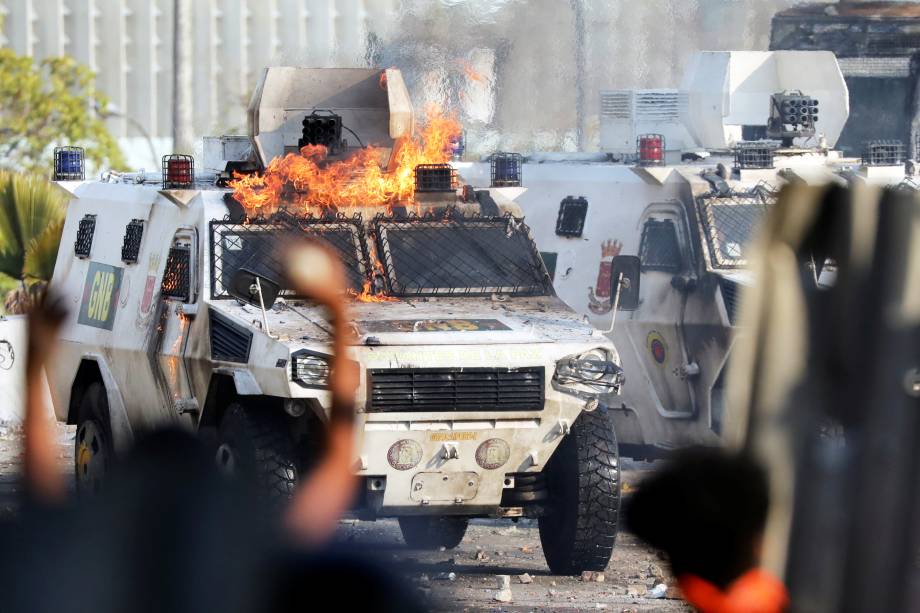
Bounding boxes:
[253,277,273,338]
[603,272,626,334]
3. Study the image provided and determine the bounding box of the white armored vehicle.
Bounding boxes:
[46,68,633,574]
[461,50,913,458]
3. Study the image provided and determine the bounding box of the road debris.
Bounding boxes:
[649,583,668,599]
[582,570,605,583]
[493,574,513,603]
[518,573,533,584]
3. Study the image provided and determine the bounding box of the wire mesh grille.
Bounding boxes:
[862,140,905,166]
[121,219,144,264]
[556,196,588,237]
[639,219,682,271]
[209,212,369,299]
[53,146,84,181]
[414,163,458,192]
[373,212,551,297]
[733,141,778,170]
[490,152,523,187]
[161,246,191,301]
[162,154,195,188]
[696,184,776,269]
[74,215,96,258]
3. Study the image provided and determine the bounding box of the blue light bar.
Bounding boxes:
[54,146,85,180]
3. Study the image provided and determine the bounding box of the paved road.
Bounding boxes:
[0,424,689,612]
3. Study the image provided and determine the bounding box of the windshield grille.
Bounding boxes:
[368,367,545,412]
[373,214,551,297]
[696,185,776,269]
[209,213,369,298]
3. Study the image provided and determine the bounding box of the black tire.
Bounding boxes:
[398,516,469,550]
[74,382,114,496]
[538,409,620,575]
[216,402,298,504]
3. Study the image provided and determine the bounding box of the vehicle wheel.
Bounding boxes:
[539,409,620,575]
[216,402,298,504]
[398,516,469,550]
[74,382,114,496]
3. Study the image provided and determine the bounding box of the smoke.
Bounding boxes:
[365,0,831,155]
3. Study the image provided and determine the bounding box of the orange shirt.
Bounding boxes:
[677,569,789,613]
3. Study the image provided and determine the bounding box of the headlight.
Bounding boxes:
[291,351,330,388]
[553,348,623,398]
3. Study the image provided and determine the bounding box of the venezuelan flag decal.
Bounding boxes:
[646,330,668,365]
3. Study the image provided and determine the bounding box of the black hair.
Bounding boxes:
[625,447,770,589]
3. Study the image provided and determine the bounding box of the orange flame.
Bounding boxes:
[228,106,461,217]
[349,246,397,303]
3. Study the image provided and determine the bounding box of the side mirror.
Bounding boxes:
[610,255,640,311]
[228,268,281,309]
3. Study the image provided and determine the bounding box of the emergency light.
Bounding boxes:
[53,146,85,180]
[637,134,664,166]
[162,154,195,189]
[491,152,522,187]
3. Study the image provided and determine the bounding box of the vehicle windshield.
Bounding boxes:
[210,218,368,298]
[696,186,776,269]
[374,217,550,297]
[210,215,550,299]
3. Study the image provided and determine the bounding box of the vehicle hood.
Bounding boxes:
[209,295,602,347]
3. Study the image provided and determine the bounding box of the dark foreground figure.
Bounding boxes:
[0,428,423,613]
[626,447,787,613]
[1,243,424,613]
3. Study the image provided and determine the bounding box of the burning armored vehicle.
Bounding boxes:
[462,50,914,458]
[45,68,632,574]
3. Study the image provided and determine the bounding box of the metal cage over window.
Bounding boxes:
[639,219,682,272]
[209,213,370,299]
[121,219,145,264]
[555,196,589,237]
[373,212,551,297]
[161,246,191,301]
[696,184,777,269]
[74,214,96,258]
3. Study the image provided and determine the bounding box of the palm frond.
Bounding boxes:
[0,171,67,280]
[23,218,65,281]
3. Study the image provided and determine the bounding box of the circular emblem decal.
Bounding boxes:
[646,330,668,365]
[387,439,423,471]
[475,438,511,470]
[0,340,14,370]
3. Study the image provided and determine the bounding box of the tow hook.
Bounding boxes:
[556,419,571,436]
[441,443,460,460]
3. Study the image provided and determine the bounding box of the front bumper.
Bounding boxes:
[353,386,589,517]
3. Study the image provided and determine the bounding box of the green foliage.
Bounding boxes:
[0,50,126,175]
[0,272,16,295]
[0,171,67,282]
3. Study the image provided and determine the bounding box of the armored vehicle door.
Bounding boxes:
[619,203,695,416]
[154,228,198,420]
